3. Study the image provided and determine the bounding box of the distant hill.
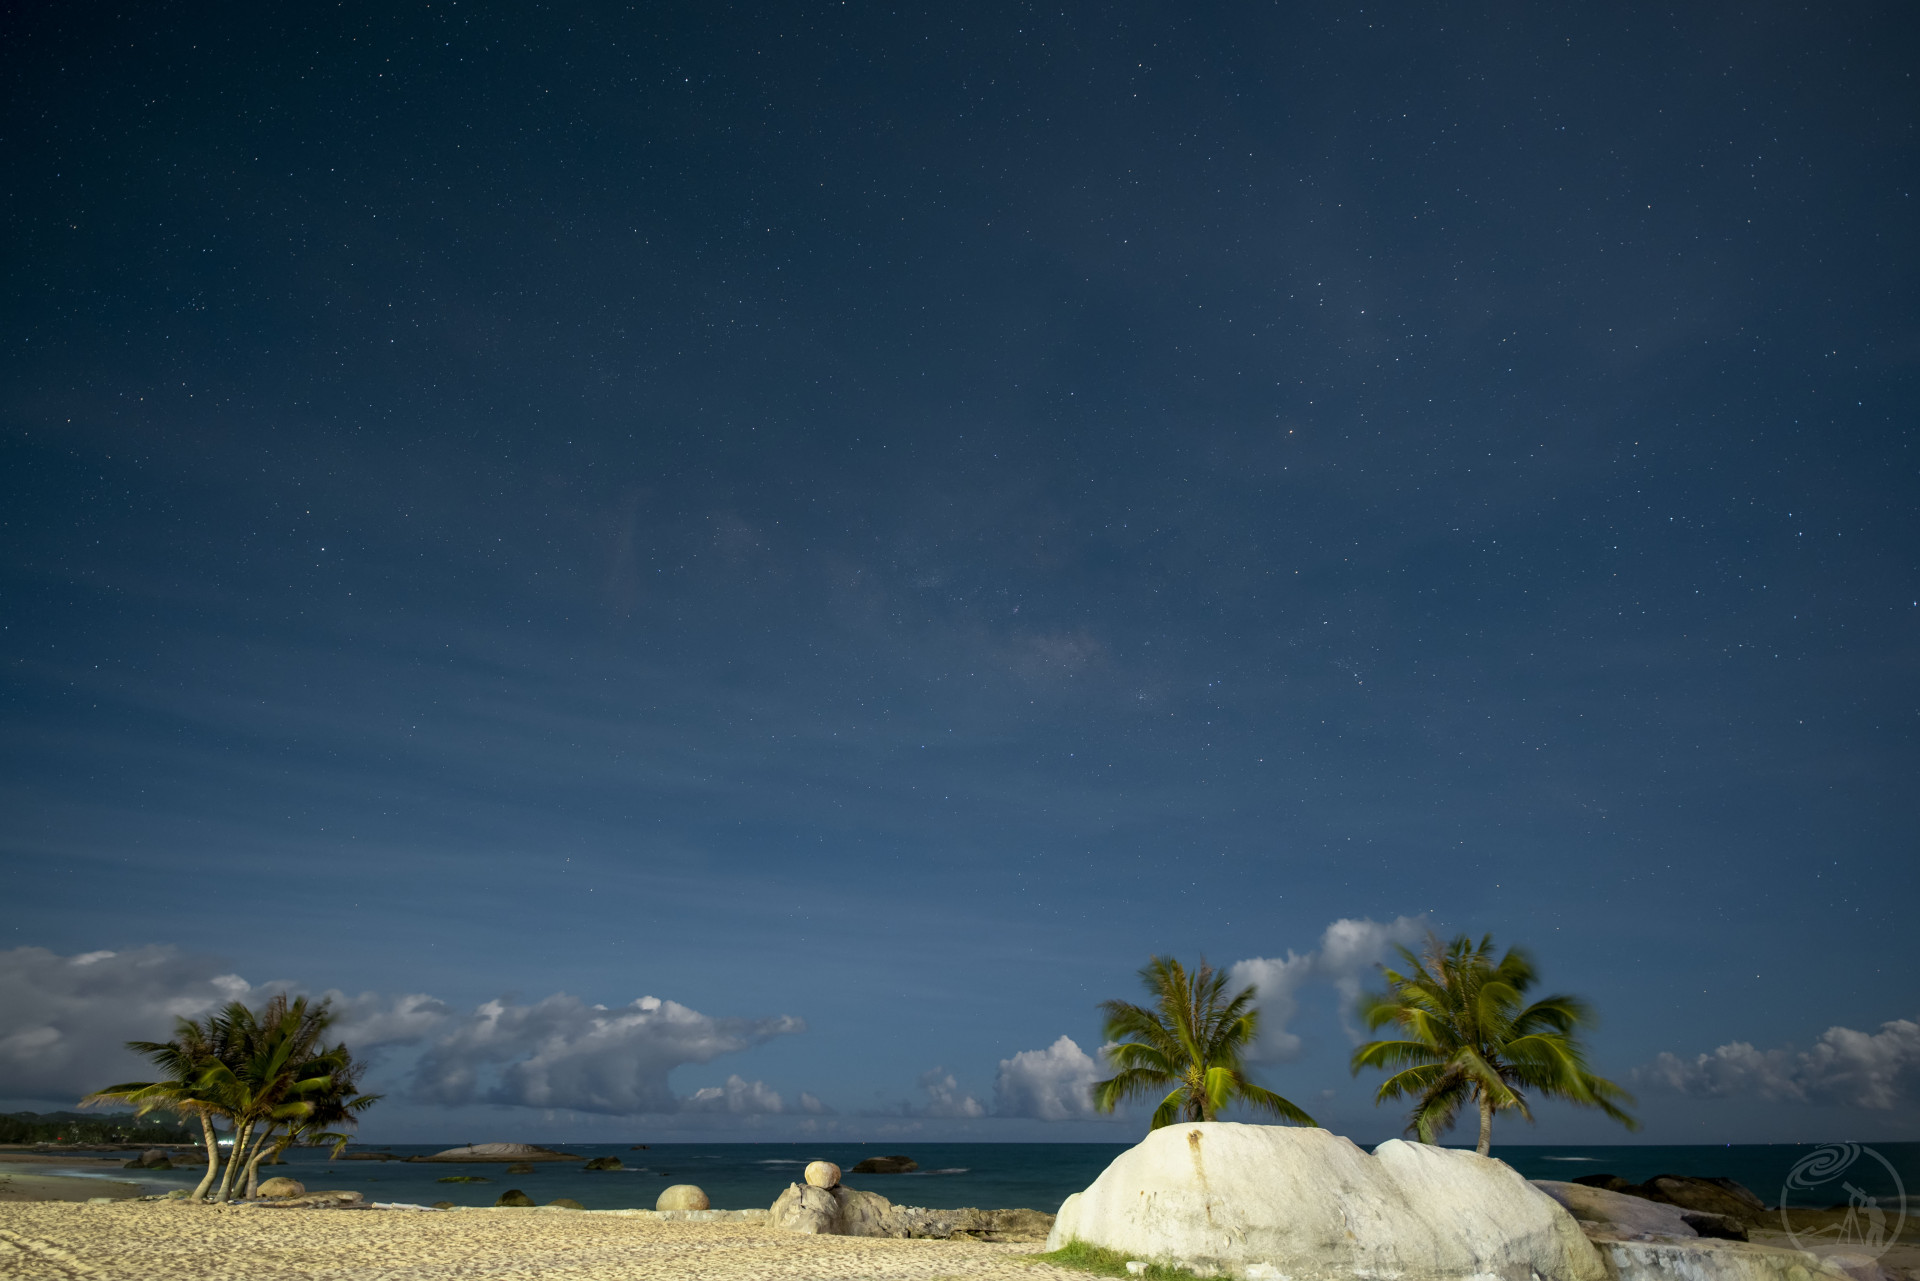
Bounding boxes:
[0,1110,198,1145]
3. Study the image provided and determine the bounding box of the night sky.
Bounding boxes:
[3,2,1916,1144]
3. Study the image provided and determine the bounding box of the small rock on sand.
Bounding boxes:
[256,1178,306,1199]
[496,1189,536,1207]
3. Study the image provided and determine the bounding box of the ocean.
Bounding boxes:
[90,1140,1920,1214]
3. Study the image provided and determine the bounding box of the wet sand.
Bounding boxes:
[0,1155,144,1204]
[0,1200,1079,1280]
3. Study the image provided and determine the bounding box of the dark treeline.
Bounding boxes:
[0,1110,198,1145]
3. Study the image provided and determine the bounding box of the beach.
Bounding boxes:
[0,1154,144,1205]
[0,1201,1079,1280]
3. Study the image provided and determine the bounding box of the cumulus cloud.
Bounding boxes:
[324,991,454,1052]
[0,946,264,1101]
[410,993,804,1114]
[0,946,806,1117]
[1228,915,1427,1061]
[1645,1017,1920,1110]
[993,1035,1105,1120]
[683,1074,786,1114]
[916,1067,986,1118]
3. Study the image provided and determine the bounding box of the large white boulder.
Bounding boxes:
[1045,1122,1607,1281]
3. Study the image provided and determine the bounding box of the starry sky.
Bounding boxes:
[3,1,1916,1145]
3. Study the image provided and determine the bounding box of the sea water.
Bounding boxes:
[100,1141,1920,1214]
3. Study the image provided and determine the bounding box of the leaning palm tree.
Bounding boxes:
[1091,956,1316,1129]
[1350,933,1637,1155]
[84,1016,228,1201]
[200,994,344,1200]
[238,1045,382,1192]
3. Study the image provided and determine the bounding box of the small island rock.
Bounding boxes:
[256,1177,306,1199]
[425,1143,580,1163]
[496,1188,536,1207]
[583,1156,623,1171]
[506,1162,535,1174]
[657,1183,710,1211]
[851,1155,919,1174]
[804,1160,841,1188]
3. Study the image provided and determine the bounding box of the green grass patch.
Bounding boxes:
[1026,1239,1228,1280]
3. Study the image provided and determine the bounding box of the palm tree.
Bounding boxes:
[245,1047,382,1186]
[1350,933,1637,1155]
[200,994,350,1200]
[85,1016,229,1202]
[1091,956,1316,1129]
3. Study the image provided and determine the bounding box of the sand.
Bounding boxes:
[0,1156,144,1205]
[0,1201,1083,1280]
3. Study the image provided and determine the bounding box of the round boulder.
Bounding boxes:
[496,1188,536,1207]
[657,1184,711,1211]
[432,1200,454,1210]
[547,1197,585,1209]
[256,1177,306,1199]
[805,1160,841,1189]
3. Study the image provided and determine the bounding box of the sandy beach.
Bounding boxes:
[0,1201,1081,1280]
[0,1155,144,1205]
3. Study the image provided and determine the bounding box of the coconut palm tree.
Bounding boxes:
[243,1047,382,1189]
[1091,955,1316,1129]
[85,1016,229,1202]
[200,994,349,1200]
[1350,933,1637,1155]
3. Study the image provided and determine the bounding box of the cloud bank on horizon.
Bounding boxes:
[8,938,1913,1131]
[1643,1018,1920,1111]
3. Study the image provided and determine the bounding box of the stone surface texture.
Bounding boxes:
[1599,1237,1873,1281]
[254,1178,306,1200]
[1537,1180,1747,1242]
[805,1161,842,1189]
[657,1184,711,1211]
[768,1183,1052,1242]
[1044,1122,1608,1281]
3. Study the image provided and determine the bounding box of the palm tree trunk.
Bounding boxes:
[190,1111,222,1202]
[242,1127,280,1198]
[218,1122,254,1202]
[1476,1092,1494,1156]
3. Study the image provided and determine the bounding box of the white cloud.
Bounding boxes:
[409,993,804,1114]
[917,1067,986,1118]
[683,1074,786,1114]
[1228,915,1427,1061]
[0,946,263,1102]
[324,991,454,1051]
[0,946,807,1118]
[993,1035,1104,1120]
[1646,1017,1920,1110]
